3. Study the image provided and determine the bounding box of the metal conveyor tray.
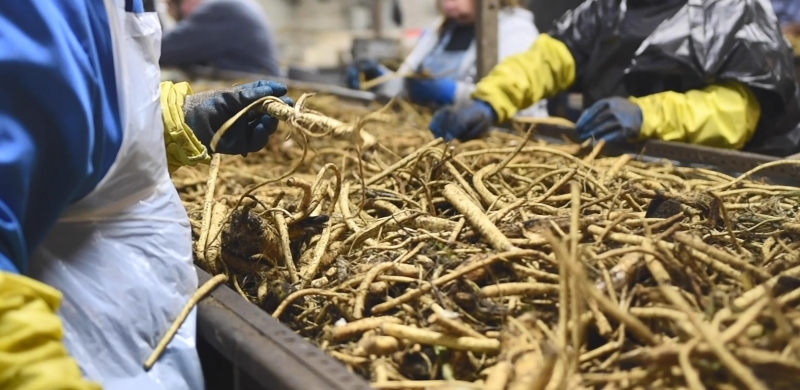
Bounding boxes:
[195,267,372,390]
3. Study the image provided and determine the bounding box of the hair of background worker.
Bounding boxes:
[435,0,519,33]
[435,0,520,14]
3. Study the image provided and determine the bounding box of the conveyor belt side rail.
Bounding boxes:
[196,267,372,390]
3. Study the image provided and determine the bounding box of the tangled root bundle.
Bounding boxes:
[173,81,800,390]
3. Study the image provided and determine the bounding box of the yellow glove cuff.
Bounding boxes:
[161,81,211,175]
[631,81,761,150]
[472,34,577,122]
[0,273,101,390]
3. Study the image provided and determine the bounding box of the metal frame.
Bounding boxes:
[196,267,372,390]
[476,0,499,78]
[372,0,384,38]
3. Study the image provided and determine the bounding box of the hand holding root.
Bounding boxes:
[211,93,389,153]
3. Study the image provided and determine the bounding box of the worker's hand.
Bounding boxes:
[345,60,384,90]
[575,97,643,144]
[184,80,293,156]
[429,100,497,141]
[405,77,456,106]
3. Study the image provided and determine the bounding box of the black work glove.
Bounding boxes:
[429,100,497,141]
[575,97,643,144]
[345,60,384,90]
[184,80,294,156]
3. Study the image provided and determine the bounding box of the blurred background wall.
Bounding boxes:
[255,0,440,68]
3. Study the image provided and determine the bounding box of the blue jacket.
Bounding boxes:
[772,0,800,26]
[0,0,123,274]
[160,0,281,75]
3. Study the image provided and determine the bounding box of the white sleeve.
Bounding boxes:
[498,9,549,118]
[497,10,539,61]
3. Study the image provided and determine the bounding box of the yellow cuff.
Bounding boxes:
[0,273,101,390]
[631,81,761,150]
[161,81,211,175]
[472,34,576,122]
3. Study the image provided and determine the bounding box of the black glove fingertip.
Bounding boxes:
[264,81,288,96]
[249,117,278,153]
[260,115,279,135]
[240,85,277,103]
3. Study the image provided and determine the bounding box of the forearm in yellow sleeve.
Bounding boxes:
[630,81,761,150]
[472,34,577,122]
[0,273,101,390]
[161,81,211,175]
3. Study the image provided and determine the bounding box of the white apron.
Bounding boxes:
[27,1,203,389]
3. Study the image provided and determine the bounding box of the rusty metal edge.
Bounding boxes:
[195,266,373,390]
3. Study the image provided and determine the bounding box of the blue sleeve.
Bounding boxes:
[0,0,122,274]
[777,0,800,26]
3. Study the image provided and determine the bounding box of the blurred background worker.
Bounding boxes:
[345,0,548,118]
[430,0,800,157]
[773,0,800,53]
[0,0,290,389]
[160,0,282,75]
[774,0,800,34]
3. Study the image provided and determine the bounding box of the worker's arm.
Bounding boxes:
[405,11,547,108]
[0,272,100,390]
[471,34,576,121]
[374,20,443,99]
[429,34,577,141]
[471,0,611,121]
[161,82,211,175]
[0,1,120,388]
[159,1,232,66]
[631,82,761,149]
[160,0,279,75]
[160,80,292,174]
[444,8,543,107]
[575,82,761,149]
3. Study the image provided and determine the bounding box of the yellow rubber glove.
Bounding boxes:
[630,81,761,150]
[0,272,101,390]
[472,34,577,122]
[161,81,212,175]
